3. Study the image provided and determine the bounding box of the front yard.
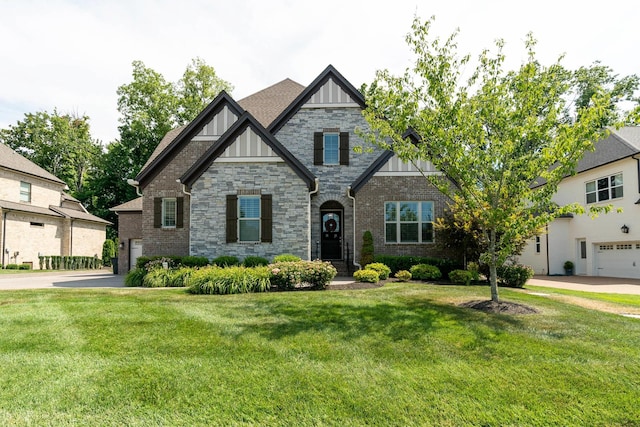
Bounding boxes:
[0,283,638,426]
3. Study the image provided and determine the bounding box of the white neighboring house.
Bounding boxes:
[0,142,110,268]
[520,127,640,278]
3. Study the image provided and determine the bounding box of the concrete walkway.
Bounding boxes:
[528,275,640,295]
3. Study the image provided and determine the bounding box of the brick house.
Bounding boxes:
[0,142,109,268]
[114,65,450,274]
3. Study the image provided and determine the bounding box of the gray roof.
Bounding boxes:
[0,143,66,185]
[0,200,64,217]
[576,127,640,173]
[110,197,143,212]
[50,206,112,224]
[238,78,305,128]
[139,126,187,174]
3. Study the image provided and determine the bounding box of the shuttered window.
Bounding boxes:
[153,197,184,229]
[226,194,272,243]
[314,131,349,165]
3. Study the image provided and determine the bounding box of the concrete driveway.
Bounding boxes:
[528,275,640,295]
[0,270,124,290]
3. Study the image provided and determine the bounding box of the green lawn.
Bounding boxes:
[0,283,638,426]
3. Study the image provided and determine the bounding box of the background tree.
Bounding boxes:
[360,17,610,302]
[0,110,100,195]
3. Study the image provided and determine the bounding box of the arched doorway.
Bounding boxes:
[320,201,343,260]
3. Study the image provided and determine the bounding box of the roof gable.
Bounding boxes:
[238,78,305,128]
[180,112,316,190]
[268,65,366,134]
[575,127,640,174]
[136,91,244,186]
[0,143,65,185]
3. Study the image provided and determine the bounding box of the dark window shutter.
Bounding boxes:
[340,132,349,165]
[314,132,323,165]
[261,194,272,243]
[176,197,184,228]
[226,195,238,243]
[153,198,162,228]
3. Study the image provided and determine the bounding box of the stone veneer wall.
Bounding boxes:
[354,175,452,263]
[190,162,310,260]
[275,107,386,263]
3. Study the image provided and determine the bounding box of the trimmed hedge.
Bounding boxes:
[373,255,460,276]
[269,260,337,290]
[243,256,269,267]
[211,256,240,267]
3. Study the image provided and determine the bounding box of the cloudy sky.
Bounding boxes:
[1,0,638,144]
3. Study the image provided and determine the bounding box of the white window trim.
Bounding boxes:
[162,198,177,229]
[238,195,261,243]
[384,201,435,244]
[20,181,31,203]
[585,172,623,204]
[323,132,340,165]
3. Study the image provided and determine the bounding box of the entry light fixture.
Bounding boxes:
[621,224,630,234]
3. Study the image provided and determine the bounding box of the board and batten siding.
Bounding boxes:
[303,78,358,106]
[218,127,281,160]
[193,105,238,140]
[375,156,439,176]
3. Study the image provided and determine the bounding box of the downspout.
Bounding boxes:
[545,224,550,276]
[309,179,319,260]
[2,211,7,266]
[347,186,361,271]
[177,179,192,255]
[127,179,142,197]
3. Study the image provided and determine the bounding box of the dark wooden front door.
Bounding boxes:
[321,211,342,260]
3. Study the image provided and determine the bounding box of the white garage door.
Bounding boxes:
[130,239,143,271]
[595,242,640,278]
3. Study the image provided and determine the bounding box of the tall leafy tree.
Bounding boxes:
[0,110,100,194]
[360,17,611,302]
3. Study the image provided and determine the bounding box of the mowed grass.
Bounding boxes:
[0,283,639,426]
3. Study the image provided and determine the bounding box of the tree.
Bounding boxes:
[0,110,100,195]
[360,17,611,302]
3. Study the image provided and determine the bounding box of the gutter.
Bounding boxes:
[127,179,142,196]
[1,211,6,266]
[633,154,640,195]
[347,186,361,271]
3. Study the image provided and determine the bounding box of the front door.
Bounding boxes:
[576,239,587,275]
[321,211,342,260]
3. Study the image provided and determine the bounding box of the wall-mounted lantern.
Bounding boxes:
[621,224,630,234]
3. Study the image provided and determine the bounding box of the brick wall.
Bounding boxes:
[354,175,452,263]
[116,211,142,274]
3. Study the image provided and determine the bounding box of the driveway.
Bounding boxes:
[528,275,640,295]
[0,270,124,290]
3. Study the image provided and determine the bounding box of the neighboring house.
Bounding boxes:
[520,127,640,278]
[115,65,450,274]
[0,143,110,268]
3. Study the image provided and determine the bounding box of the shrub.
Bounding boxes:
[360,231,374,266]
[353,269,379,283]
[102,239,116,267]
[168,267,194,287]
[243,256,269,267]
[188,266,271,295]
[394,270,412,282]
[269,260,337,290]
[19,264,31,270]
[449,269,473,286]
[410,264,442,281]
[211,255,240,267]
[143,268,173,288]
[273,254,301,263]
[5,264,19,270]
[497,264,534,288]
[125,268,146,287]
[145,257,177,272]
[373,255,460,276]
[364,262,391,280]
[180,256,209,268]
[467,262,480,281]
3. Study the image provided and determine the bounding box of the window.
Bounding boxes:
[30,222,44,228]
[385,201,434,243]
[239,196,260,242]
[20,181,31,202]
[535,236,541,254]
[314,131,349,165]
[226,194,272,243]
[162,198,177,228]
[586,173,623,203]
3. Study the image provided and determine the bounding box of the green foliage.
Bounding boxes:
[136,256,181,270]
[353,269,380,283]
[168,267,194,287]
[18,264,31,270]
[188,266,271,295]
[269,261,337,290]
[497,265,535,288]
[273,254,301,263]
[449,269,473,286]
[373,255,459,276]
[410,264,442,281]
[467,262,480,281]
[243,256,269,267]
[394,270,412,282]
[360,231,375,266]
[102,240,116,266]
[5,264,19,270]
[212,256,240,267]
[360,16,611,301]
[124,268,146,287]
[564,261,574,270]
[364,263,391,280]
[143,268,173,288]
[179,256,209,268]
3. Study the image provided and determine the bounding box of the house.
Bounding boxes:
[519,127,640,278]
[0,142,110,268]
[114,65,450,274]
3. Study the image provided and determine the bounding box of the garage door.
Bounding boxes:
[595,242,640,278]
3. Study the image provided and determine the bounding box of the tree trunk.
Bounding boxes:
[489,229,499,302]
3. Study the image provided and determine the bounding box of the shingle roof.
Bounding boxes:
[0,143,66,185]
[50,206,112,224]
[576,127,640,173]
[109,197,143,212]
[139,125,187,174]
[238,78,305,128]
[0,200,64,217]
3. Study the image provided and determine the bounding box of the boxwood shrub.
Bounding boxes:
[448,269,473,286]
[364,262,391,280]
[353,269,379,283]
[497,264,534,288]
[211,255,240,267]
[243,256,269,267]
[269,260,337,290]
[410,264,442,281]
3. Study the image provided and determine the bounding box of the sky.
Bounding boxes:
[1,0,639,144]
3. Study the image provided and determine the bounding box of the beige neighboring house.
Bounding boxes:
[0,142,110,268]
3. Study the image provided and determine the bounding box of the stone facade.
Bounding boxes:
[354,175,452,262]
[190,162,310,260]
